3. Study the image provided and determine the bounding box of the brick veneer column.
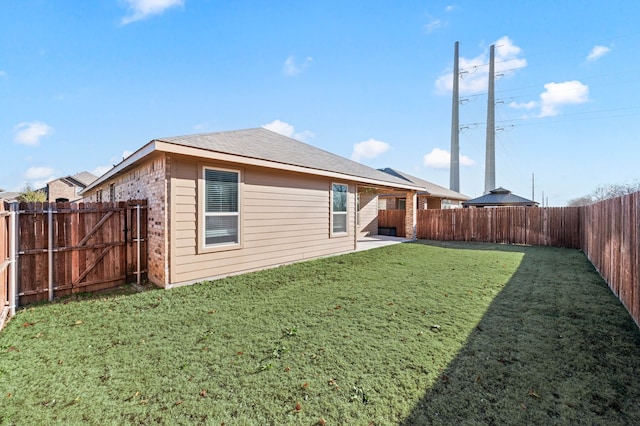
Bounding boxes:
[404,191,417,239]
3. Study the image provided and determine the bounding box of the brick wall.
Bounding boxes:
[47,179,78,202]
[83,155,168,287]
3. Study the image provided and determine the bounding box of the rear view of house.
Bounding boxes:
[82,128,422,288]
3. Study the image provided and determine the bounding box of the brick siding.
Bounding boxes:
[83,155,168,286]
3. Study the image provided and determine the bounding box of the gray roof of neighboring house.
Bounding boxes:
[378,168,471,201]
[43,172,97,191]
[462,187,538,207]
[0,191,20,201]
[156,128,420,187]
[66,172,98,187]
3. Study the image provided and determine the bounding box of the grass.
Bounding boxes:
[1,241,639,425]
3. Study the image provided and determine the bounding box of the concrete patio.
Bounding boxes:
[356,235,412,252]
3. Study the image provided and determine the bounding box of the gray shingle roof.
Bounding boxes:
[69,172,98,187]
[156,128,419,188]
[0,191,20,201]
[379,168,470,201]
[462,187,538,207]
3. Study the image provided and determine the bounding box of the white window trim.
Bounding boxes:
[200,165,242,251]
[331,182,349,237]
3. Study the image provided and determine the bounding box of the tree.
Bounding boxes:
[591,181,640,202]
[566,180,640,206]
[17,183,47,202]
[566,195,593,207]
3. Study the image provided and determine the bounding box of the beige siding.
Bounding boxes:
[357,189,378,237]
[169,158,356,286]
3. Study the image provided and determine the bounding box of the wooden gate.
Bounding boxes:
[17,200,147,305]
[0,202,13,327]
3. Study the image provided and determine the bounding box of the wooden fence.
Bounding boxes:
[378,209,406,237]
[1,200,148,308]
[581,193,639,327]
[416,207,582,248]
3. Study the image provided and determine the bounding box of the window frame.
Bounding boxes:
[109,183,116,202]
[331,182,349,237]
[199,165,242,252]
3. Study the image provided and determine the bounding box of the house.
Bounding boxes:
[462,187,538,208]
[377,168,470,210]
[41,172,97,202]
[81,128,423,288]
[0,191,20,202]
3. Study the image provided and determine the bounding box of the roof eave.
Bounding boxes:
[82,140,423,194]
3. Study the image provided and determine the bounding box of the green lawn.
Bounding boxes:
[1,241,639,425]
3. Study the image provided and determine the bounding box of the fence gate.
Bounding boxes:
[16,200,147,305]
[0,202,16,328]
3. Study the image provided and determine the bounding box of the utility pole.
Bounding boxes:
[449,41,460,192]
[484,44,496,194]
[532,173,535,201]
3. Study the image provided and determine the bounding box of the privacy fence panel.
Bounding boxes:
[581,193,639,327]
[378,209,406,237]
[16,200,148,305]
[417,207,581,248]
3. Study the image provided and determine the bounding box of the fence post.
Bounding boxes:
[48,204,54,302]
[9,202,18,316]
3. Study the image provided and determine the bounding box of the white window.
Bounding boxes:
[204,167,240,247]
[332,183,348,235]
[109,183,116,202]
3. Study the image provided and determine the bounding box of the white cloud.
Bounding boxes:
[121,0,184,25]
[91,150,136,178]
[351,139,390,162]
[25,166,55,179]
[91,165,112,177]
[587,45,611,62]
[25,166,56,188]
[13,121,53,146]
[282,55,313,76]
[263,119,294,137]
[539,81,589,117]
[445,5,456,12]
[0,70,6,77]
[262,119,315,142]
[423,148,474,169]
[435,36,527,95]
[509,100,538,110]
[424,18,442,33]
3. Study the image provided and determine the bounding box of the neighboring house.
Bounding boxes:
[377,168,470,210]
[41,172,97,202]
[462,187,538,208]
[0,191,20,202]
[81,128,423,288]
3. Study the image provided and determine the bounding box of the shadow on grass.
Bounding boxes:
[402,240,640,426]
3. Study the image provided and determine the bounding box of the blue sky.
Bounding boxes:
[2,0,639,205]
